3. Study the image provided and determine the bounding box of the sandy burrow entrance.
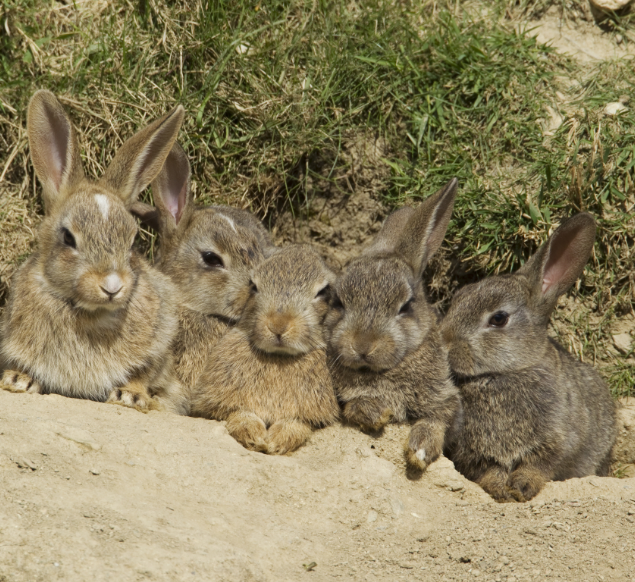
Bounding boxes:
[0,390,633,582]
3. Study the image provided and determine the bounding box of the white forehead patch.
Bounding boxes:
[219,214,237,233]
[95,194,110,219]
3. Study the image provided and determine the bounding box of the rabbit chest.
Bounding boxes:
[1,259,177,400]
[331,336,454,422]
[453,369,562,470]
[194,328,339,426]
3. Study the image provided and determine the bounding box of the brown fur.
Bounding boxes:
[130,143,274,395]
[441,213,617,502]
[325,179,461,472]
[0,90,187,414]
[191,245,339,454]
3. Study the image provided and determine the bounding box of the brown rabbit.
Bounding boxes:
[440,213,617,502]
[191,245,339,454]
[325,179,461,472]
[130,143,274,393]
[0,90,187,413]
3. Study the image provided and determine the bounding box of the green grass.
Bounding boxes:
[0,0,633,395]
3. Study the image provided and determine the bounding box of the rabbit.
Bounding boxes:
[129,142,275,392]
[190,244,339,454]
[440,212,617,502]
[324,178,461,472]
[0,89,188,414]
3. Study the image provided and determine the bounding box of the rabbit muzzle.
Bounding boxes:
[252,311,312,356]
[75,269,133,311]
[334,329,403,372]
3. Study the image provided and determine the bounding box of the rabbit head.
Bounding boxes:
[238,245,335,356]
[130,143,273,322]
[325,178,458,372]
[27,90,184,313]
[441,213,597,377]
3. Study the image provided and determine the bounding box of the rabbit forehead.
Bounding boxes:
[252,246,331,293]
[337,257,414,307]
[185,210,263,264]
[56,189,137,242]
[448,276,528,322]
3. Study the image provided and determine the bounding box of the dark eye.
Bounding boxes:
[249,280,258,293]
[331,293,344,310]
[399,298,414,315]
[62,228,76,249]
[488,311,509,328]
[316,284,330,300]
[201,251,223,268]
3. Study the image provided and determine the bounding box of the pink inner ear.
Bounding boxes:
[175,182,187,224]
[541,227,585,295]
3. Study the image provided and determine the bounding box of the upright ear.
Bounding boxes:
[27,90,85,214]
[129,201,161,232]
[149,141,193,238]
[363,207,414,256]
[393,177,459,278]
[99,105,185,208]
[519,212,596,312]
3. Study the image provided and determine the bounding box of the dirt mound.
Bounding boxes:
[1,390,634,582]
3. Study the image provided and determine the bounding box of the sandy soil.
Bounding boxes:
[1,390,634,582]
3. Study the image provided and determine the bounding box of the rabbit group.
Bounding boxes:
[0,90,617,503]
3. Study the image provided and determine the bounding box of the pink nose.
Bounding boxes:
[101,273,123,297]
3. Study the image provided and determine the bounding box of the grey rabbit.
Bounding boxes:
[440,212,617,502]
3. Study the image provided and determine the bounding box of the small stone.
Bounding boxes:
[390,498,404,517]
[14,457,37,471]
[472,570,481,577]
[613,333,632,354]
[367,510,378,523]
[89,469,100,476]
[502,557,510,565]
[616,34,624,44]
[604,102,629,116]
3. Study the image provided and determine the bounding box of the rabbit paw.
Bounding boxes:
[343,398,393,432]
[1,370,43,394]
[404,421,444,471]
[107,383,159,413]
[507,467,547,502]
[266,420,312,455]
[226,411,268,452]
[478,466,516,503]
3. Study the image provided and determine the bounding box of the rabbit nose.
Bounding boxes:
[354,337,377,361]
[100,273,123,298]
[266,314,291,338]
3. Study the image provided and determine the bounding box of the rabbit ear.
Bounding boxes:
[363,207,414,256]
[99,105,185,208]
[27,90,85,214]
[520,212,596,308]
[393,177,459,278]
[150,142,193,236]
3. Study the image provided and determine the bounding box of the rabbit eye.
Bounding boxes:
[249,280,258,293]
[399,298,414,315]
[488,311,509,328]
[201,251,223,268]
[62,228,76,249]
[316,284,330,300]
[331,293,344,310]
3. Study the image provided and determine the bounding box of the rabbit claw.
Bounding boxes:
[107,382,159,413]
[226,412,268,452]
[506,467,546,502]
[1,370,43,394]
[266,420,312,455]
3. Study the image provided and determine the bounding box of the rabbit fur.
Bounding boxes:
[130,143,275,394]
[325,178,461,472]
[0,90,187,414]
[440,212,617,502]
[191,244,339,454]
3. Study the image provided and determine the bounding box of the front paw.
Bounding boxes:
[478,466,516,503]
[107,384,158,413]
[266,420,312,455]
[226,412,268,452]
[507,467,547,502]
[1,370,43,394]
[404,421,444,471]
[343,398,393,432]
